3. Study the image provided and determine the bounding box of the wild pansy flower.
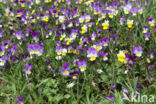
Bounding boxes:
[70,29,78,40]
[108,10,115,18]
[41,14,49,22]
[59,16,65,23]
[79,16,85,23]
[0,46,5,56]
[106,94,114,101]
[81,25,88,34]
[8,45,18,55]
[55,55,62,60]
[138,7,143,14]
[102,52,109,61]
[79,36,88,45]
[114,10,118,16]
[16,10,23,17]
[67,46,73,53]
[126,54,136,65]
[17,96,24,104]
[147,17,155,27]
[20,0,26,7]
[62,48,67,56]
[148,65,155,70]
[87,48,98,61]
[73,58,79,67]
[27,44,43,56]
[117,50,128,64]
[133,46,143,57]
[93,7,100,15]
[16,30,23,40]
[78,60,86,72]
[130,7,137,16]
[67,82,74,88]
[5,5,10,15]
[36,0,40,4]
[2,39,10,49]
[23,63,32,75]
[97,69,103,73]
[91,32,97,41]
[123,4,132,14]
[0,56,8,67]
[144,32,150,41]
[75,19,80,27]
[101,37,109,47]
[148,50,154,59]
[65,37,72,45]
[85,1,91,6]
[61,62,71,76]
[70,70,79,79]
[120,17,125,25]
[146,58,151,63]
[102,20,109,30]
[85,15,91,22]
[68,20,73,28]
[60,33,66,41]
[127,19,134,28]
[73,49,79,55]
[122,87,129,94]
[87,21,93,27]
[46,61,52,70]
[93,41,103,52]
[49,29,54,36]
[26,28,32,37]
[143,26,148,33]
[101,11,107,19]
[23,53,31,61]
[32,32,39,41]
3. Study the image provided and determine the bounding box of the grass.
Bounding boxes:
[0,0,156,104]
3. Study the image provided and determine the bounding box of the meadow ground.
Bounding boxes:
[0,0,156,104]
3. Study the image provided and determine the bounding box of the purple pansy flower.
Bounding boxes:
[70,70,79,79]
[101,37,109,47]
[32,32,39,41]
[61,62,71,76]
[106,94,114,101]
[133,46,143,57]
[0,56,8,67]
[27,44,43,56]
[78,60,86,72]
[144,32,150,41]
[87,48,98,61]
[23,63,33,75]
[17,96,24,104]
[126,54,136,65]
[46,60,52,70]
[0,46,5,56]
[16,30,23,40]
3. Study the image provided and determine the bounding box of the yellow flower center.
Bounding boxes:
[73,75,77,79]
[136,52,141,56]
[57,51,61,55]
[0,51,4,55]
[64,70,68,74]
[30,50,34,54]
[90,56,96,61]
[103,56,107,60]
[26,70,31,74]
[35,50,39,54]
